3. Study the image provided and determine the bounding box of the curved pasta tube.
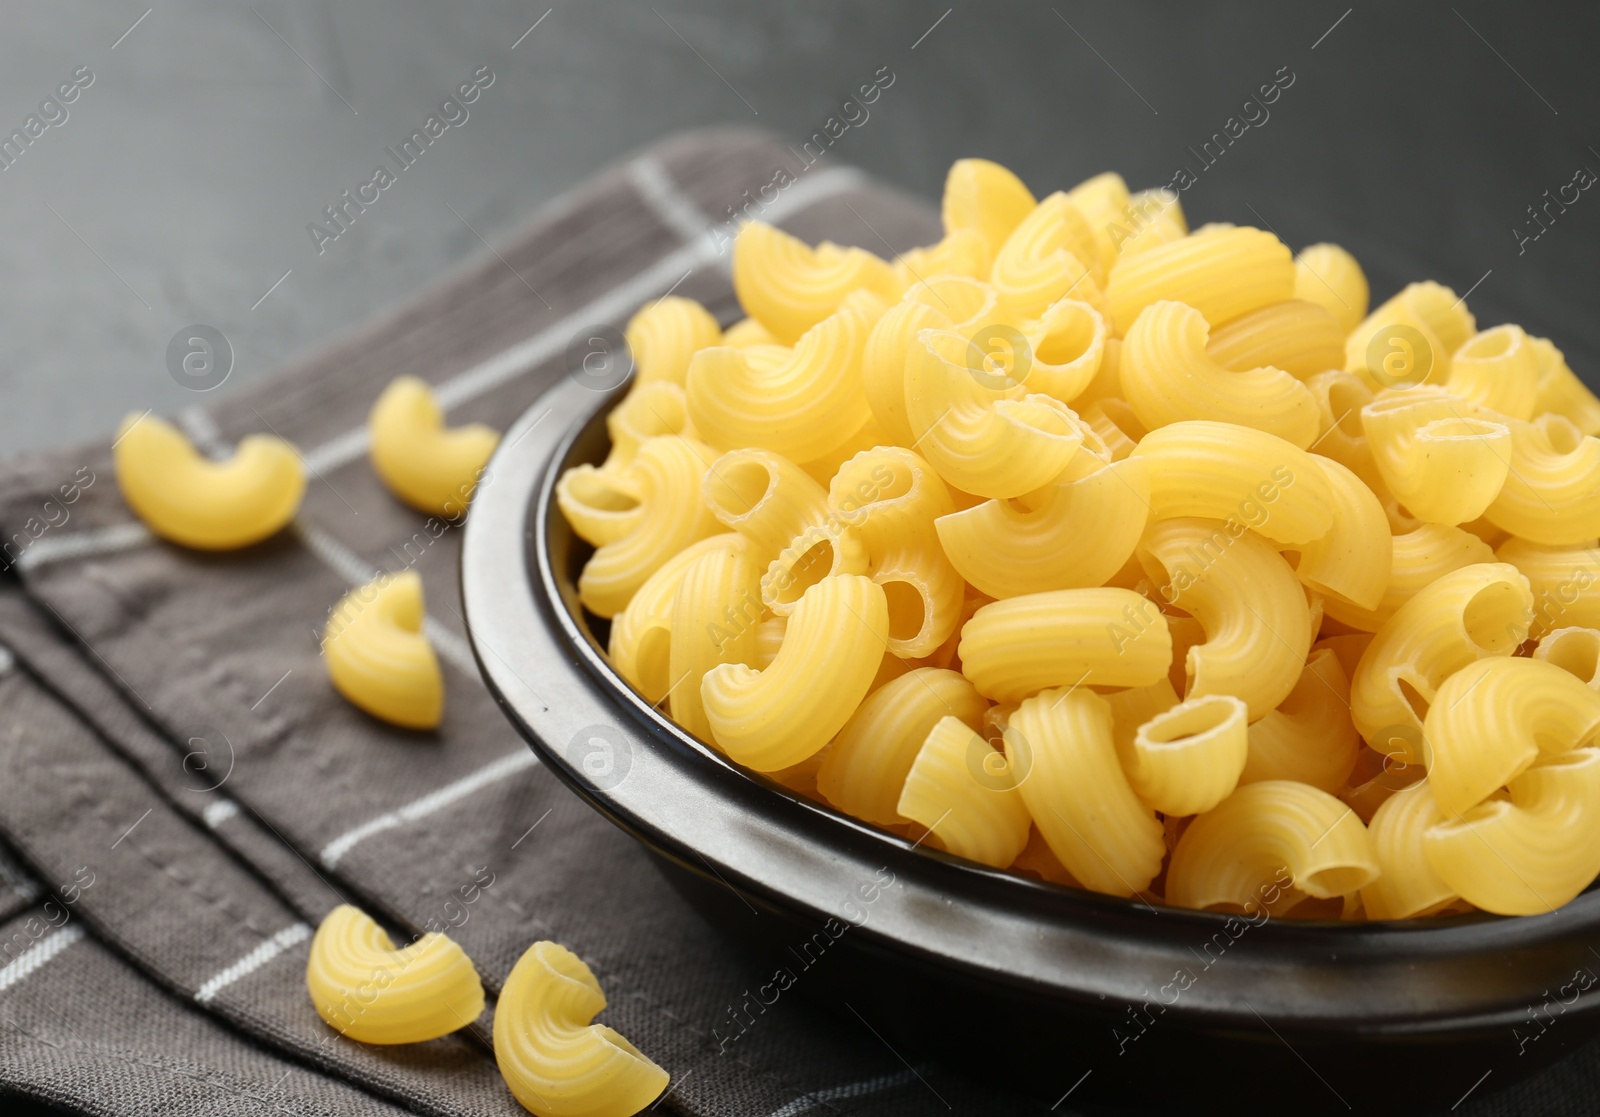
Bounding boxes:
[1119,694,1248,817]
[113,413,304,550]
[731,221,893,344]
[1292,243,1369,333]
[722,317,778,348]
[556,383,697,546]
[1023,298,1106,403]
[1423,657,1600,815]
[1322,524,1494,633]
[1115,188,1188,256]
[1446,324,1540,420]
[1105,225,1294,337]
[1484,414,1600,544]
[494,940,669,1117]
[1129,421,1334,546]
[891,227,991,290]
[1137,518,1310,719]
[1497,537,1600,639]
[897,716,1031,869]
[1348,280,1477,371]
[817,668,987,826]
[1534,626,1600,690]
[861,276,998,444]
[1533,335,1600,435]
[1010,688,1165,896]
[1359,782,1458,920]
[1121,301,1319,448]
[989,192,1108,319]
[940,157,1036,260]
[624,296,722,386]
[1294,457,1391,610]
[1423,748,1600,916]
[1361,390,1511,525]
[609,534,748,704]
[578,437,721,618]
[758,520,869,617]
[958,588,1172,703]
[1242,649,1360,793]
[306,904,483,1044]
[686,302,873,463]
[323,571,444,730]
[702,575,888,771]
[902,327,1087,499]
[935,457,1150,598]
[1166,781,1378,909]
[1206,299,1345,380]
[829,447,962,657]
[1079,399,1141,460]
[1304,370,1384,495]
[1349,562,1533,763]
[667,545,765,742]
[368,377,498,517]
[701,449,829,560]
[1063,170,1129,273]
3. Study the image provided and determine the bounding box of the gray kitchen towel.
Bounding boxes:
[0,126,1595,1117]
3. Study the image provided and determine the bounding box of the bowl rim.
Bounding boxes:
[461,373,1600,1040]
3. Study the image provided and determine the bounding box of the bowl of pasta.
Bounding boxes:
[462,159,1600,1112]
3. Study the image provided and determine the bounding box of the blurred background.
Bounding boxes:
[3,1,1596,456]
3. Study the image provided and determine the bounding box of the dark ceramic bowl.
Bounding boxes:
[462,376,1600,1114]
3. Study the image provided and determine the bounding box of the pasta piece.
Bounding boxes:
[1166,781,1378,909]
[1446,324,1539,420]
[1292,243,1369,332]
[1024,298,1107,403]
[1118,694,1248,817]
[1242,649,1360,793]
[1423,657,1600,815]
[624,296,722,385]
[902,327,1087,498]
[1349,562,1533,763]
[1064,170,1129,273]
[1294,457,1391,610]
[368,377,498,517]
[1010,689,1166,896]
[1078,399,1141,460]
[1534,627,1600,690]
[752,614,786,669]
[1009,826,1080,887]
[1105,225,1294,336]
[578,437,721,618]
[1533,335,1600,435]
[1120,301,1318,448]
[1496,537,1600,639]
[1346,282,1476,391]
[861,276,998,444]
[941,158,1037,262]
[1104,676,1182,754]
[897,716,1031,868]
[1359,782,1458,920]
[989,192,1108,319]
[958,588,1172,703]
[113,412,303,550]
[1129,421,1335,546]
[495,940,669,1117]
[731,222,893,344]
[1424,748,1600,915]
[701,575,888,771]
[890,227,991,291]
[1206,299,1345,380]
[758,519,869,617]
[1340,745,1423,824]
[817,668,987,826]
[686,301,874,463]
[1322,524,1494,633]
[1138,518,1311,718]
[1114,188,1188,256]
[1483,414,1600,544]
[1361,389,1511,525]
[556,384,697,547]
[323,571,443,731]
[701,449,829,560]
[306,904,484,1044]
[721,317,778,348]
[1304,370,1385,495]
[667,544,765,741]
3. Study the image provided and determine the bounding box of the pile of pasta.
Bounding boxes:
[557,158,1600,921]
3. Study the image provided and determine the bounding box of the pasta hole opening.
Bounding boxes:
[1418,416,1505,442]
[1540,414,1584,454]
[1463,582,1525,654]
[1459,328,1514,360]
[1300,866,1370,898]
[1035,304,1099,366]
[1326,379,1370,437]
[855,460,916,510]
[710,459,775,519]
[1141,696,1238,746]
[916,276,990,325]
[1544,630,1600,684]
[775,540,835,605]
[566,473,638,514]
[881,579,928,644]
[636,627,671,701]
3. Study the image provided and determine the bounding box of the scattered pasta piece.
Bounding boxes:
[323,570,444,730]
[369,376,498,516]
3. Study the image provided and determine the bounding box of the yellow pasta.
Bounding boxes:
[731,221,893,344]
[1322,523,1494,632]
[1292,243,1369,333]
[1445,324,1540,420]
[1423,657,1600,815]
[988,192,1108,319]
[958,587,1172,703]
[759,519,869,618]
[861,275,999,444]
[624,296,722,386]
[1009,826,1081,887]
[114,413,304,550]
[890,227,991,291]
[1532,335,1600,435]
[1483,414,1600,544]
[1496,537,1600,639]
[1105,225,1294,336]
[897,716,1031,868]
[1024,298,1107,403]
[1115,188,1188,256]
[1206,299,1345,380]
[1010,688,1166,896]
[1304,370,1385,495]
[1129,421,1334,545]
[1137,518,1310,718]
[556,383,698,547]
[701,449,829,560]
[667,545,764,741]
[1119,694,1248,817]
[494,940,668,1117]
[1349,281,1478,374]
[940,157,1036,262]
[1294,457,1392,610]
[306,904,483,1045]
[1119,300,1319,448]
[1063,170,1129,273]
[368,377,498,517]
[935,457,1150,598]
[1359,782,1458,920]
[1078,399,1141,460]
[1349,562,1533,763]
[1166,781,1378,910]
[1241,649,1360,793]
[1361,389,1511,525]
[1534,626,1600,690]
[323,571,444,731]
[701,575,888,771]
[722,317,778,348]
